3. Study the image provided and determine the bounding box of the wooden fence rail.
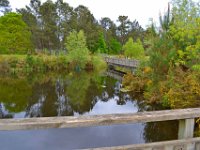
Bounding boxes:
[0,108,199,131]
[1,108,200,149]
[84,137,200,150]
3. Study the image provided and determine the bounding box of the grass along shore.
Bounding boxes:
[0,54,106,75]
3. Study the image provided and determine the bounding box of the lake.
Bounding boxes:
[0,71,178,150]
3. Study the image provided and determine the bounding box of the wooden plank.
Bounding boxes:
[0,108,200,131]
[83,137,200,150]
[179,119,195,139]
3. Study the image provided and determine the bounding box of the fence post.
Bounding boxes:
[178,118,195,139]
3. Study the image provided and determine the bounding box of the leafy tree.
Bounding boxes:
[74,5,100,52]
[117,16,131,45]
[17,7,40,50]
[149,36,176,81]
[17,0,43,50]
[0,0,11,14]
[143,20,158,55]
[97,32,107,53]
[128,20,144,42]
[100,17,117,39]
[18,0,76,51]
[15,0,145,54]
[39,0,59,50]
[123,37,145,59]
[55,0,74,50]
[109,38,122,54]
[0,12,32,54]
[100,17,115,31]
[170,0,200,68]
[100,17,118,52]
[65,30,90,69]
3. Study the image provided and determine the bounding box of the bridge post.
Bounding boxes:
[178,118,195,139]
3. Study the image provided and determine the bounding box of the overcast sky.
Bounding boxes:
[9,0,171,28]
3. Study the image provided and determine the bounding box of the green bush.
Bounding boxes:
[91,55,107,72]
[0,13,33,54]
[123,38,145,59]
[65,30,90,70]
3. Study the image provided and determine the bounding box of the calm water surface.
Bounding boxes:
[0,71,178,150]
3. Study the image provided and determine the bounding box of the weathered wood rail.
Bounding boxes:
[0,108,200,150]
[104,56,139,69]
[85,138,200,150]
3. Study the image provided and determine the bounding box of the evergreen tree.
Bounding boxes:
[39,0,59,50]
[117,16,131,45]
[97,32,107,53]
[75,5,100,52]
[100,17,118,52]
[17,0,43,50]
[109,38,121,54]
[55,0,74,50]
[128,20,144,42]
[159,3,172,34]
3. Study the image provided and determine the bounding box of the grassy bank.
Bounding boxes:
[0,54,106,75]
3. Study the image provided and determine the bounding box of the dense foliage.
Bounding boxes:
[123,38,145,59]
[15,0,143,54]
[0,12,32,54]
[65,30,90,70]
[123,0,200,109]
[0,0,146,57]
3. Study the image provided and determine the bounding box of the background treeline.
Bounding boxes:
[0,0,145,54]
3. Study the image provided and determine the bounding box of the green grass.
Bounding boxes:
[0,54,107,74]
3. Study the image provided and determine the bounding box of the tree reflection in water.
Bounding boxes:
[0,71,179,142]
[0,72,136,117]
[143,121,178,142]
[0,103,13,118]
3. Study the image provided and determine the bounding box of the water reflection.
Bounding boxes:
[143,121,178,142]
[0,103,13,118]
[0,124,145,150]
[0,71,179,149]
[0,72,137,118]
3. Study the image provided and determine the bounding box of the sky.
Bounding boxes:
[9,0,171,28]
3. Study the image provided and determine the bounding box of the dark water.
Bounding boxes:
[0,71,178,150]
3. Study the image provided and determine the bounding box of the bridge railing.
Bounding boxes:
[104,56,139,68]
[0,108,200,149]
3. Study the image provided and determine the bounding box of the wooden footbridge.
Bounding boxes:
[104,56,139,69]
[1,108,200,149]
